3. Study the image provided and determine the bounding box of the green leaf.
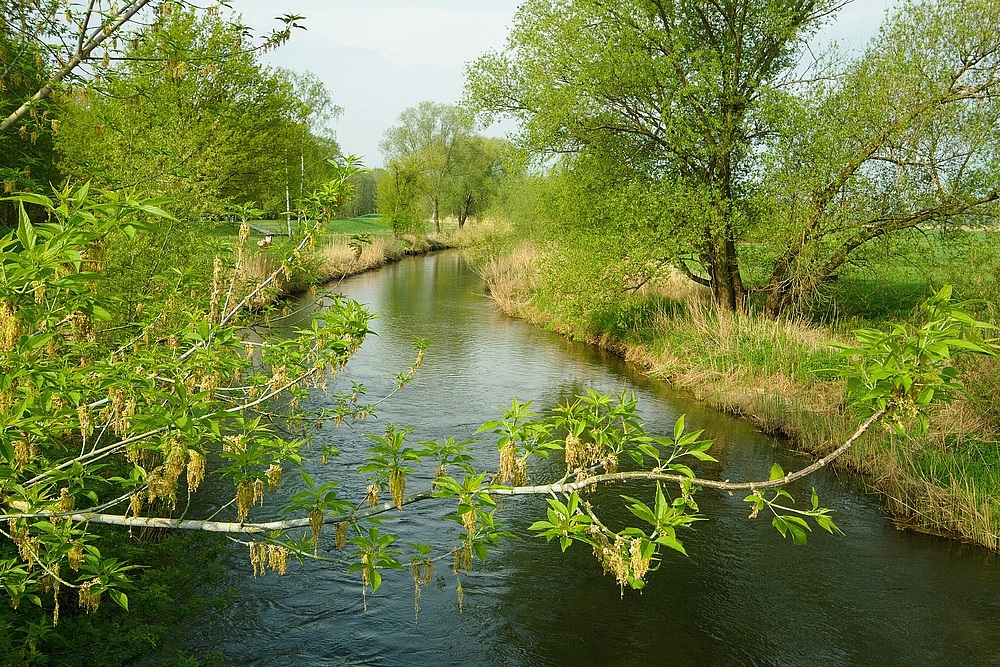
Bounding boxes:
[769,463,784,481]
[915,386,935,406]
[109,589,129,611]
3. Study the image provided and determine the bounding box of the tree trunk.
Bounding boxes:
[432,198,440,233]
[709,236,745,312]
[458,193,473,228]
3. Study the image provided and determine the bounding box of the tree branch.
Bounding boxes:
[7,408,886,534]
[1,0,156,135]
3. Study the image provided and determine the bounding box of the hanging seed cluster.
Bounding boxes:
[389,469,406,509]
[497,442,527,486]
[452,543,473,574]
[12,436,37,471]
[235,478,266,522]
[209,256,223,325]
[67,542,84,572]
[187,449,206,492]
[101,387,136,435]
[334,522,348,550]
[564,432,617,475]
[308,507,324,547]
[365,483,379,508]
[78,578,101,613]
[146,437,190,508]
[410,557,434,618]
[8,520,39,567]
[265,463,282,490]
[591,528,652,591]
[249,541,288,577]
[40,568,61,625]
[0,301,22,353]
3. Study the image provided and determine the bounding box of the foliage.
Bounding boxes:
[0,161,365,642]
[0,0,304,136]
[467,0,1000,316]
[832,286,997,435]
[377,156,428,238]
[0,14,62,222]
[379,102,520,231]
[54,4,337,221]
[754,0,1000,315]
[466,0,843,311]
[380,102,472,231]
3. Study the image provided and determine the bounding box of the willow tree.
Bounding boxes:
[466,0,846,311]
[469,0,1000,316]
[381,102,473,232]
[755,0,1000,316]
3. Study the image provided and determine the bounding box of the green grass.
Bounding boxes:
[205,215,392,239]
[772,229,1000,326]
[326,214,392,236]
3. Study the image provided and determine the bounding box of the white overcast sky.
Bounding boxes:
[233,0,898,168]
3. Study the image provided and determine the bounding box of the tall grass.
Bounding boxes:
[314,236,408,282]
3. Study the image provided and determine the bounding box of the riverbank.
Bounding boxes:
[239,229,468,303]
[470,241,1000,550]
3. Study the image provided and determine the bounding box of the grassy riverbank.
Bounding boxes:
[234,220,480,302]
[471,240,1000,550]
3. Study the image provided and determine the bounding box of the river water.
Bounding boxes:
[182,251,1000,666]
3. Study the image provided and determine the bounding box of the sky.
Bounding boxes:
[234,0,898,168]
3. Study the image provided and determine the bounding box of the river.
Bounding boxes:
[180,251,1000,666]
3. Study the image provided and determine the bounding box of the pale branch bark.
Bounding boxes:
[494,406,886,496]
[0,0,156,135]
[678,259,712,287]
[0,526,80,589]
[2,491,436,534]
[4,408,887,535]
[217,221,322,329]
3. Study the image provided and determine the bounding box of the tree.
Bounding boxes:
[0,0,304,136]
[0,163,370,633]
[754,0,1000,315]
[343,168,384,218]
[377,156,427,237]
[446,136,511,228]
[468,0,1000,316]
[0,15,63,225]
[466,0,846,311]
[278,68,344,231]
[54,4,334,221]
[381,102,473,232]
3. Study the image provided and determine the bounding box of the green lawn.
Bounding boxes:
[208,214,392,239]
[326,213,392,236]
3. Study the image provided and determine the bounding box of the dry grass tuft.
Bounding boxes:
[473,241,543,317]
[314,236,407,283]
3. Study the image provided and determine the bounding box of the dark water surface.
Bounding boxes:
[181,251,1000,666]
